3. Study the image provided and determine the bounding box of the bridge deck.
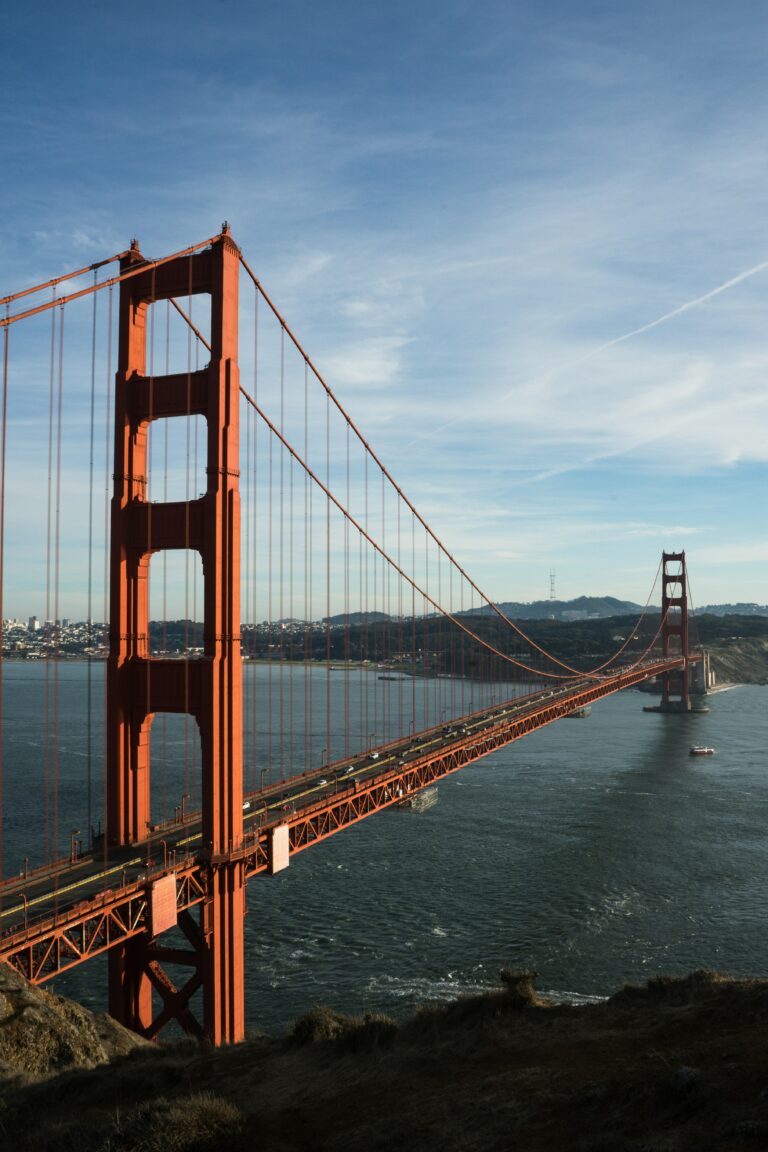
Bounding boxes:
[0,657,687,983]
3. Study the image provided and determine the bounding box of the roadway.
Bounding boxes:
[0,672,615,937]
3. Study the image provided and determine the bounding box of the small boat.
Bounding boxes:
[689,746,716,756]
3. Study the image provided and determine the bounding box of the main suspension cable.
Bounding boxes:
[163,281,664,684]
[237,251,656,678]
[239,381,599,682]
[0,233,222,328]
[0,251,129,308]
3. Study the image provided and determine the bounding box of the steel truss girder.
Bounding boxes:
[1,658,692,990]
[0,867,206,983]
[243,657,689,872]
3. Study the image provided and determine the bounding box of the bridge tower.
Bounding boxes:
[659,550,691,712]
[106,228,245,1043]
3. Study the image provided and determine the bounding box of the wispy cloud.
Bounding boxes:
[399,257,768,464]
[2,1,768,608]
[321,336,414,388]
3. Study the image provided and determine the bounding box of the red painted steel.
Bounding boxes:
[150,874,178,937]
[0,657,692,990]
[661,551,691,710]
[0,235,223,328]
[106,227,244,1044]
[0,233,708,1048]
[267,657,689,859]
[0,865,207,984]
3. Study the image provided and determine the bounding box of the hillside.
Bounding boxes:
[0,963,148,1077]
[4,967,768,1150]
[707,638,768,685]
[698,603,768,617]
[466,595,643,620]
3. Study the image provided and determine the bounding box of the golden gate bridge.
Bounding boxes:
[0,226,704,1043]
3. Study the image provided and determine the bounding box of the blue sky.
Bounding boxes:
[1,0,767,613]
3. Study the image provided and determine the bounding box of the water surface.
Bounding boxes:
[3,664,766,1032]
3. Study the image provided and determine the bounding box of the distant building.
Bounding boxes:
[28,616,40,632]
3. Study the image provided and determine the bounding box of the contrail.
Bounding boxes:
[403,256,768,449]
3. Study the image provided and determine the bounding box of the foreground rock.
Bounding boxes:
[0,964,149,1078]
[3,966,768,1150]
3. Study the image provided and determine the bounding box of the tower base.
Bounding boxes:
[642,702,709,714]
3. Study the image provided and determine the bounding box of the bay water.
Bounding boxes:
[2,663,766,1033]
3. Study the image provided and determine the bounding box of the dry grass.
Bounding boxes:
[5,967,768,1151]
[5,1091,245,1152]
[0,966,148,1078]
[291,1005,398,1050]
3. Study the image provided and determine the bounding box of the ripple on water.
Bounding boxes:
[9,674,768,1033]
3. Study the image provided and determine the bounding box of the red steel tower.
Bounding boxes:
[106,228,245,1043]
[660,550,690,712]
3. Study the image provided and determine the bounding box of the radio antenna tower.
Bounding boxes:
[549,570,556,602]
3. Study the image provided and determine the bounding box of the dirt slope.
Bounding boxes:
[708,639,768,685]
[3,968,768,1151]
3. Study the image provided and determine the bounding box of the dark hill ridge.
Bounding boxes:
[698,602,768,617]
[320,596,643,626]
[142,612,768,682]
[263,598,768,627]
[467,594,643,620]
[4,967,768,1150]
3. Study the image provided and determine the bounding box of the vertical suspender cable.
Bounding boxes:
[102,286,113,861]
[359,527,366,746]
[53,303,64,868]
[184,265,192,810]
[364,452,369,749]
[44,298,55,862]
[436,543,441,722]
[303,414,308,774]
[279,327,285,778]
[191,297,200,790]
[424,531,429,728]
[86,270,98,846]
[381,468,386,741]
[256,288,262,792]
[0,314,9,885]
[372,464,378,745]
[193,295,200,784]
[267,427,273,776]
[459,570,465,714]
[289,409,295,772]
[448,557,454,715]
[145,271,155,858]
[325,390,331,766]
[161,299,169,822]
[344,421,350,758]
[303,360,310,774]
[397,495,403,737]
[244,388,251,779]
[411,509,416,733]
